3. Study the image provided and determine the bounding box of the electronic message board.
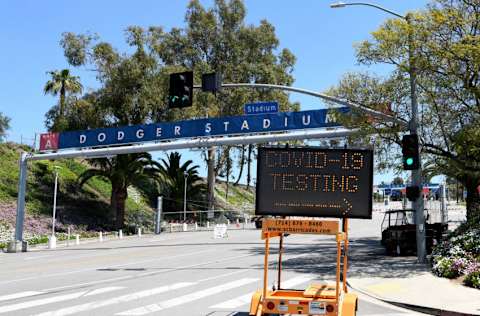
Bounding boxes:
[256,147,373,219]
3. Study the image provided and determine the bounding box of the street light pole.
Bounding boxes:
[183,171,188,222]
[330,1,426,262]
[49,166,61,249]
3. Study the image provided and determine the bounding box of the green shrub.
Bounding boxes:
[464,271,480,289]
[432,257,461,278]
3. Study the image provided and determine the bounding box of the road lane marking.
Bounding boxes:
[33,269,253,316]
[25,252,255,297]
[33,283,194,316]
[197,269,250,283]
[84,287,125,296]
[0,249,215,286]
[116,278,259,315]
[210,275,314,309]
[0,291,44,302]
[0,287,125,314]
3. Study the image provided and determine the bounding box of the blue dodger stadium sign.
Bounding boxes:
[39,108,348,151]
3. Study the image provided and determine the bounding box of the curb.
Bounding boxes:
[346,281,477,316]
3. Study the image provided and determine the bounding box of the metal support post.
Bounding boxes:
[407,13,426,263]
[183,172,188,222]
[441,183,447,225]
[14,152,28,242]
[277,233,284,290]
[8,153,28,253]
[155,196,163,234]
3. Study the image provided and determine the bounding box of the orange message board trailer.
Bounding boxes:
[249,218,357,316]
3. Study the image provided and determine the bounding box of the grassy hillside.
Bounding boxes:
[0,142,256,246]
[214,181,255,213]
[0,142,153,242]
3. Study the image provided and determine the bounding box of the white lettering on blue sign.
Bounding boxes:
[263,119,270,129]
[302,115,311,126]
[98,133,106,142]
[56,108,349,150]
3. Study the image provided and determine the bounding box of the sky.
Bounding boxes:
[0,0,432,184]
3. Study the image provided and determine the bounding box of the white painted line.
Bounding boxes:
[0,249,215,286]
[116,278,259,315]
[0,291,87,314]
[210,275,314,309]
[0,286,126,314]
[85,286,125,296]
[0,291,43,302]
[33,282,194,316]
[196,269,249,283]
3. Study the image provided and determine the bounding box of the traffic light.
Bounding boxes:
[406,185,421,201]
[169,71,193,108]
[201,72,221,94]
[402,134,420,170]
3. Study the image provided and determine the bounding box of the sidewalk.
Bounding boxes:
[347,238,480,315]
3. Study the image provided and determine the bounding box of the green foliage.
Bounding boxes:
[432,257,460,278]
[0,112,10,142]
[47,0,299,223]
[0,143,149,230]
[44,69,83,130]
[431,226,480,287]
[327,0,480,220]
[156,152,207,214]
[464,271,480,289]
[77,153,161,229]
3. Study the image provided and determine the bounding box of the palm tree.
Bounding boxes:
[78,153,161,229]
[158,152,207,217]
[44,69,83,119]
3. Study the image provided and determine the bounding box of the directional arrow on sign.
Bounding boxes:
[341,198,353,216]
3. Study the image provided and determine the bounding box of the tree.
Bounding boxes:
[0,112,10,142]
[157,152,206,217]
[327,0,480,222]
[44,69,83,130]
[78,153,161,229]
[151,0,299,208]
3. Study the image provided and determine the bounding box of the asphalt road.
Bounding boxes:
[0,215,423,316]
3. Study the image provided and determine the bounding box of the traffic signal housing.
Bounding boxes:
[201,72,221,94]
[402,134,420,170]
[406,185,421,201]
[169,71,193,108]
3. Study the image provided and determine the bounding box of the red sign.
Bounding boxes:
[39,133,59,151]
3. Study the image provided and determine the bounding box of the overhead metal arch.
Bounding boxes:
[194,83,408,128]
[12,128,357,245]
